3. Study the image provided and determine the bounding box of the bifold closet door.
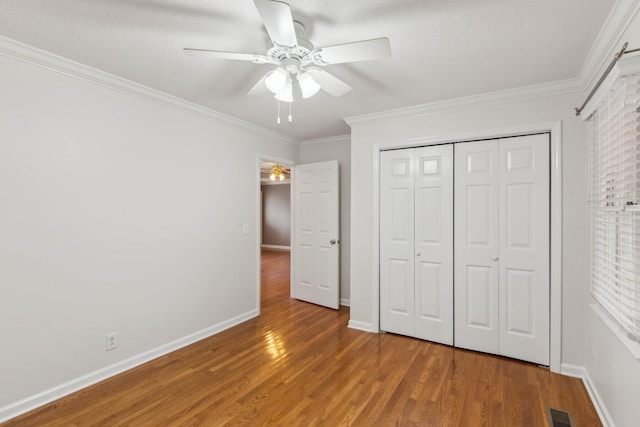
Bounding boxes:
[380,145,453,345]
[453,141,500,354]
[498,135,549,364]
[454,134,550,365]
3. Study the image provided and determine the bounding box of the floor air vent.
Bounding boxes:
[547,408,575,427]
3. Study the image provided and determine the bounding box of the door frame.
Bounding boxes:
[256,153,296,313]
[370,122,562,372]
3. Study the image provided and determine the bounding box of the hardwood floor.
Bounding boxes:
[3,249,600,426]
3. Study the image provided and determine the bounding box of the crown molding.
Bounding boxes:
[344,0,640,129]
[0,35,299,146]
[344,78,581,127]
[299,134,350,146]
[578,0,640,91]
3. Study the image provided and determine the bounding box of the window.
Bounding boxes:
[589,72,640,345]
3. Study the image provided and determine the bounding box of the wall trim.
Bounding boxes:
[347,320,374,332]
[577,0,640,91]
[368,122,563,372]
[340,298,351,307]
[0,309,259,424]
[260,180,291,186]
[261,244,291,251]
[344,78,581,127]
[560,363,615,427]
[0,35,298,146]
[299,134,351,146]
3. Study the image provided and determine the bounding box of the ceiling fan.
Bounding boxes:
[183,0,391,102]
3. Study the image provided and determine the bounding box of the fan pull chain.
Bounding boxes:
[288,102,293,122]
[277,100,281,124]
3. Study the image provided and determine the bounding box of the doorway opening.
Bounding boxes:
[257,158,294,312]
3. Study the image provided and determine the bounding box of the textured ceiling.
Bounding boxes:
[0,0,616,141]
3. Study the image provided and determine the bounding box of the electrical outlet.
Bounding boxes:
[243,223,249,234]
[106,332,118,351]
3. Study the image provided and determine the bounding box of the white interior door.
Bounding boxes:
[498,134,549,365]
[292,160,340,309]
[454,141,500,354]
[455,135,550,365]
[380,149,416,336]
[414,145,454,344]
[380,146,454,345]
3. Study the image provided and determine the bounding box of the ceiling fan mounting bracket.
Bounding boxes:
[266,27,315,67]
[266,44,312,65]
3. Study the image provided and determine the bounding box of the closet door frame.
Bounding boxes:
[371,122,562,373]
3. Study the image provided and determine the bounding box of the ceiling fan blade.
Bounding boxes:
[308,69,353,97]
[183,48,271,64]
[246,74,270,96]
[253,0,297,47]
[313,37,391,65]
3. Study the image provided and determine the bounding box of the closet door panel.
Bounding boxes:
[454,141,500,353]
[414,145,454,345]
[499,135,550,365]
[380,149,415,336]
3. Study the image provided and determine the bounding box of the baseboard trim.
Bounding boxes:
[260,244,291,251]
[560,363,615,427]
[559,362,585,378]
[0,309,259,424]
[339,298,351,307]
[347,320,374,332]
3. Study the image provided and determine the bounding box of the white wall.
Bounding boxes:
[347,90,587,366]
[0,41,298,419]
[581,6,640,427]
[299,136,351,304]
[261,183,291,247]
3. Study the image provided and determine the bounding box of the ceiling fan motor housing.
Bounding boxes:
[266,21,314,69]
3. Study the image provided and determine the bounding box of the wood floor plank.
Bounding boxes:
[2,249,601,426]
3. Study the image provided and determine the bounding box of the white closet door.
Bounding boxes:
[455,135,550,365]
[380,149,415,336]
[380,149,416,336]
[414,145,454,344]
[498,134,549,365]
[454,141,500,354]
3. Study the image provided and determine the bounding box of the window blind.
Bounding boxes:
[589,72,640,341]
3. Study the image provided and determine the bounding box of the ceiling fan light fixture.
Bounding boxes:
[265,67,288,94]
[274,75,293,103]
[270,164,287,181]
[298,71,321,98]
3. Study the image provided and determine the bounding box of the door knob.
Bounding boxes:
[491,254,499,261]
[330,239,338,245]
[416,252,422,257]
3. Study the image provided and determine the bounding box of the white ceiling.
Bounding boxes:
[0,0,616,141]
